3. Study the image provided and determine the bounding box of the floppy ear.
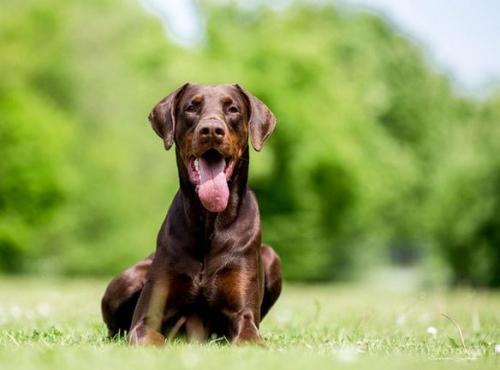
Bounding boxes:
[148,83,189,150]
[235,84,276,151]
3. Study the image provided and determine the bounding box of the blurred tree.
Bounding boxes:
[0,0,74,271]
[0,0,499,286]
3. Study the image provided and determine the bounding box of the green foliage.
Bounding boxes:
[0,0,499,285]
[0,86,72,271]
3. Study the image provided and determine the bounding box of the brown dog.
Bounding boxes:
[101,84,282,345]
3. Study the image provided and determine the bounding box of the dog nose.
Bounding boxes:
[197,120,226,142]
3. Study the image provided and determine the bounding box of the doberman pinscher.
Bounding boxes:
[101,84,282,345]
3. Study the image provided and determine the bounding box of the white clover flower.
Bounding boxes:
[275,308,293,325]
[395,314,406,326]
[181,349,201,368]
[36,303,51,317]
[495,344,500,353]
[336,345,360,363]
[9,306,23,320]
[426,326,438,336]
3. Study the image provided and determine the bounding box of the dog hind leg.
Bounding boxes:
[101,254,154,337]
[260,245,282,320]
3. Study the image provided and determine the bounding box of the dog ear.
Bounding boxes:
[148,83,189,150]
[235,84,276,151]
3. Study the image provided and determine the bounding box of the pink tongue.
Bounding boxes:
[197,157,229,212]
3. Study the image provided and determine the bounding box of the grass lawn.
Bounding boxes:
[0,277,498,370]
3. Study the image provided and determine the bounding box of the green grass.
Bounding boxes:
[0,278,498,370]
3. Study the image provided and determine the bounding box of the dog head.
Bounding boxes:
[148,83,276,212]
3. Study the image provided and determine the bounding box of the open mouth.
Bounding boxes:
[188,149,235,213]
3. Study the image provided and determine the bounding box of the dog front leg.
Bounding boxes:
[228,308,262,344]
[217,269,263,344]
[128,276,169,346]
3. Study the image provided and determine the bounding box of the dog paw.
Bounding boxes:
[128,326,165,346]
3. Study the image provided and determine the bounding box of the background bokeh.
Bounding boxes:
[1,0,500,286]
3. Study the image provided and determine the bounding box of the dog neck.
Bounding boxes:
[175,146,249,235]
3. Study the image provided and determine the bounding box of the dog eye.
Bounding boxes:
[227,105,239,114]
[185,102,200,113]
